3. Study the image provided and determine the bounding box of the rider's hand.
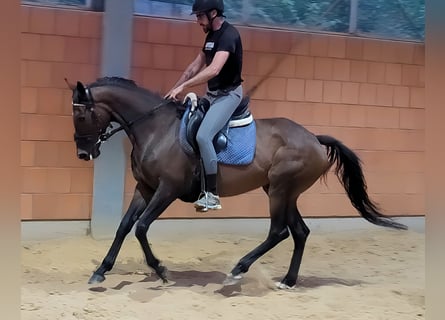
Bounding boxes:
[164,84,184,101]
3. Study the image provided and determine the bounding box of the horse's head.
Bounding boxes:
[70,81,112,160]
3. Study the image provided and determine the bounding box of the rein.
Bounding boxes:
[99,99,171,142]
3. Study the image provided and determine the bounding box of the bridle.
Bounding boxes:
[72,87,105,150]
[72,86,172,147]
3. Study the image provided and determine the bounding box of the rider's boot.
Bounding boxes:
[194,174,221,211]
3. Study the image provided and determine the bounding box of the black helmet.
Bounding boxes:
[191,0,224,14]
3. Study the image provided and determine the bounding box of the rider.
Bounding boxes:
[165,0,243,211]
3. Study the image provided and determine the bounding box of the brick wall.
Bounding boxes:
[21,6,101,220]
[20,6,425,220]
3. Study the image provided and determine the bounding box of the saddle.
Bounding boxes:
[182,93,253,154]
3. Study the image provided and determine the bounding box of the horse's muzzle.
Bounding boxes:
[77,149,96,161]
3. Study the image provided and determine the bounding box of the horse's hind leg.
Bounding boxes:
[225,194,289,285]
[89,187,147,284]
[277,201,310,289]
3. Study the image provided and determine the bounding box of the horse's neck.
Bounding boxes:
[94,86,177,143]
[94,86,146,121]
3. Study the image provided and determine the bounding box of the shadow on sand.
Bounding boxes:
[275,275,364,288]
[89,266,364,299]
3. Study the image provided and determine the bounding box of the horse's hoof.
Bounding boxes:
[157,264,169,283]
[275,281,296,290]
[88,273,105,284]
[223,273,243,286]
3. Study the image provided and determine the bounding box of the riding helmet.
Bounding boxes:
[191,0,224,14]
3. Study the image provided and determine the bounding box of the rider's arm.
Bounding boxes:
[171,52,206,89]
[180,51,229,90]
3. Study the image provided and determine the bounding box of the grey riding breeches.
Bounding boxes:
[196,85,243,175]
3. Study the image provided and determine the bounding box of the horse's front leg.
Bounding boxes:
[89,187,149,284]
[134,183,177,283]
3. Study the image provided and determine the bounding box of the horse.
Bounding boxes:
[69,76,407,289]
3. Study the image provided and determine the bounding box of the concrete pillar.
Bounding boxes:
[349,0,358,34]
[90,0,134,239]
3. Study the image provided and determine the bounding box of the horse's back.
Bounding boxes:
[255,117,323,151]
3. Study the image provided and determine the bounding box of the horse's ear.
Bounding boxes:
[64,78,76,90]
[76,81,86,95]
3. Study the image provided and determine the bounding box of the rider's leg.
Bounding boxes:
[195,86,242,210]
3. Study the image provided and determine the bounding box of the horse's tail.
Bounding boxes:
[316,135,407,230]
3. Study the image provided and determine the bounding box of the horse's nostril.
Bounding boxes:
[78,152,89,160]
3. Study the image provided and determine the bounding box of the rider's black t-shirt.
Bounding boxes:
[202,21,243,91]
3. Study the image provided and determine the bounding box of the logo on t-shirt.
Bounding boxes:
[204,42,214,50]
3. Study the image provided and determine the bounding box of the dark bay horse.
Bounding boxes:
[69,76,406,289]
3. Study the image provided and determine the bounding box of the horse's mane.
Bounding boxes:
[89,76,184,117]
[89,77,165,101]
[90,76,138,89]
